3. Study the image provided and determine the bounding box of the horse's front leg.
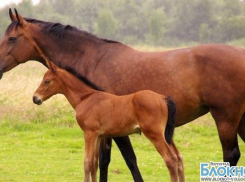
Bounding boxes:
[84,131,98,182]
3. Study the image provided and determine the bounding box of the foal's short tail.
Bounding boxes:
[164,96,176,144]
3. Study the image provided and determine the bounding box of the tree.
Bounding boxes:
[95,9,117,39]
[147,9,165,45]
[223,0,242,17]
[172,0,212,42]
[199,23,211,43]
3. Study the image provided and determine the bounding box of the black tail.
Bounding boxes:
[164,96,176,144]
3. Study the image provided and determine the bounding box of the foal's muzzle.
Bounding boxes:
[33,96,42,105]
[0,70,3,80]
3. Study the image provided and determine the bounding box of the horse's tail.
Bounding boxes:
[164,96,176,144]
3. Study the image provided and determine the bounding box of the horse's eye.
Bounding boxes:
[45,80,50,85]
[8,37,17,42]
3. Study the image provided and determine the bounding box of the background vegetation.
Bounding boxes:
[1,0,245,46]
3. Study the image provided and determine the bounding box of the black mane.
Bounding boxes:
[6,18,119,43]
[6,20,18,33]
[65,66,104,91]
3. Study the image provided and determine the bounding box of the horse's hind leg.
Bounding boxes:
[210,108,241,166]
[99,137,112,182]
[143,130,178,182]
[113,136,143,182]
[170,141,185,182]
[99,137,143,182]
[238,112,245,142]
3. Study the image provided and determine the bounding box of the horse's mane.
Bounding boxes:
[6,18,119,44]
[6,20,19,33]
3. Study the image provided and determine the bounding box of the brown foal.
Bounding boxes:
[33,61,184,182]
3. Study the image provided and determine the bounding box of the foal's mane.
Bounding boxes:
[65,66,104,91]
[56,66,104,92]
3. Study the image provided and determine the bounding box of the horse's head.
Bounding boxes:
[0,9,41,79]
[33,60,61,105]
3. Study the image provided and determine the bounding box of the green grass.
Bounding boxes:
[0,57,245,182]
[1,116,245,182]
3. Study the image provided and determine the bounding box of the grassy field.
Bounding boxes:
[0,47,245,182]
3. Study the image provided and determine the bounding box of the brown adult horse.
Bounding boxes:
[0,9,245,181]
[33,60,183,182]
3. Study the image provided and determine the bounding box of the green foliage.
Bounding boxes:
[212,16,245,42]
[171,0,212,42]
[223,0,242,17]
[95,9,117,39]
[199,23,211,43]
[147,9,165,45]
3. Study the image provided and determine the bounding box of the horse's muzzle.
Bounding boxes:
[0,70,3,79]
[33,96,42,105]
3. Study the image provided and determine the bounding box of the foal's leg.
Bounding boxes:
[113,136,143,182]
[143,131,178,182]
[210,108,241,166]
[84,132,98,182]
[92,138,101,182]
[99,137,112,182]
[170,141,185,182]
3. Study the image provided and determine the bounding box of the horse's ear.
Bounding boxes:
[50,62,59,73]
[9,9,17,22]
[14,8,27,27]
[45,58,59,74]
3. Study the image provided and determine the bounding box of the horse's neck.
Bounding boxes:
[30,24,132,92]
[31,26,117,76]
[58,71,96,109]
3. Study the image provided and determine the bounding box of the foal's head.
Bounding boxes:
[33,61,62,105]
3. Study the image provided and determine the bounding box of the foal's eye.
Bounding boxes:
[8,37,17,42]
[45,80,50,85]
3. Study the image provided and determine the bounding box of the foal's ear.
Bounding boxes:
[46,59,59,74]
[9,9,17,22]
[50,62,59,74]
[14,8,27,27]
